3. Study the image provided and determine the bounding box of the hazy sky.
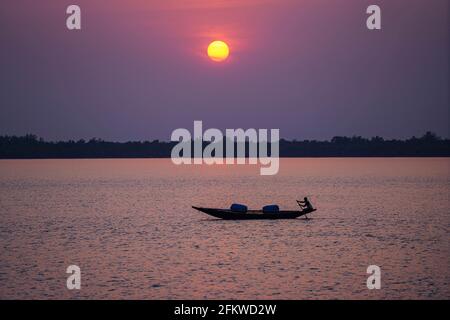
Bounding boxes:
[0,0,448,141]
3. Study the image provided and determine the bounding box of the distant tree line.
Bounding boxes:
[0,132,448,159]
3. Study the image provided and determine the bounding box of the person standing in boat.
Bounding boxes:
[298,197,314,211]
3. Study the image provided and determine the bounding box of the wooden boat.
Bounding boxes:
[192,206,316,220]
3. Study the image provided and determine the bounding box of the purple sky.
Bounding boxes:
[0,0,448,141]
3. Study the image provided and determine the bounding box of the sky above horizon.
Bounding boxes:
[0,0,448,141]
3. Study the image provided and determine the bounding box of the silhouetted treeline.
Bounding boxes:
[0,132,449,159]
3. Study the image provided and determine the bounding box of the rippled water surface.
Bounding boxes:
[0,158,449,299]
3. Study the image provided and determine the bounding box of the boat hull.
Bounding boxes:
[192,206,316,220]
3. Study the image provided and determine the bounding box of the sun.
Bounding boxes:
[207,40,230,62]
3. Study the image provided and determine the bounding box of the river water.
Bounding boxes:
[0,158,448,299]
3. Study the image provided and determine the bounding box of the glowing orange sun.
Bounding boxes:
[207,40,230,62]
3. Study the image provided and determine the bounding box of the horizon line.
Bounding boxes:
[1,131,448,144]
